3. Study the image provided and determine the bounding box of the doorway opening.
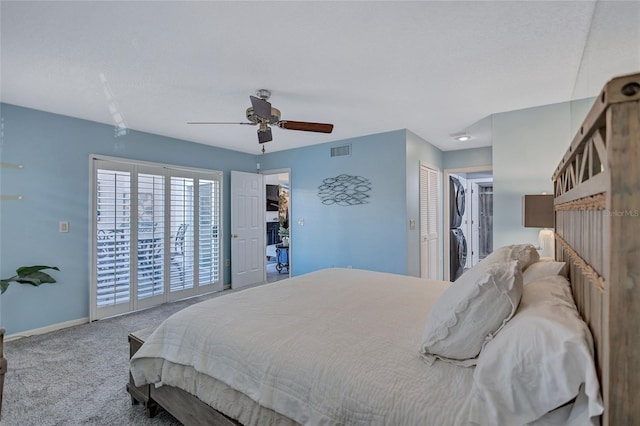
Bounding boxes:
[263,170,290,283]
[444,167,493,281]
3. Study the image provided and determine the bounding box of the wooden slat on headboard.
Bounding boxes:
[553,72,640,426]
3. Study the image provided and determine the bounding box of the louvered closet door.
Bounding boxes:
[420,164,440,280]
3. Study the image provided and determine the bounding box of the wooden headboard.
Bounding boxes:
[552,72,640,426]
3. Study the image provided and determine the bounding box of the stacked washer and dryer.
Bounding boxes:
[449,176,468,281]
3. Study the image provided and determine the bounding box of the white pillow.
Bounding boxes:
[523,260,567,284]
[420,258,522,366]
[483,244,540,271]
[469,275,603,425]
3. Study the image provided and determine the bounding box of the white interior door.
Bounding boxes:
[231,171,264,288]
[420,164,440,280]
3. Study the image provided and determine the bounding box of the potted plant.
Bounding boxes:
[278,221,289,246]
[278,186,289,246]
[0,265,58,417]
[1,265,59,294]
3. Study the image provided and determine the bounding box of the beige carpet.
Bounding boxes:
[2,282,270,425]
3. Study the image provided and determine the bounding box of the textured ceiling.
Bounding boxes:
[1,1,639,154]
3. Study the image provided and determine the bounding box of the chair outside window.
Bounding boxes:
[171,224,188,282]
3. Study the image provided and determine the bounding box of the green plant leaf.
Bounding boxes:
[1,265,59,294]
[16,265,60,277]
[15,271,58,286]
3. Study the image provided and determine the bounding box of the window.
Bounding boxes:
[91,157,223,320]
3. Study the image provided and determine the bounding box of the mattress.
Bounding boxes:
[130,268,476,425]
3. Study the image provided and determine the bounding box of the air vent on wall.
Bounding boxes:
[331,144,351,157]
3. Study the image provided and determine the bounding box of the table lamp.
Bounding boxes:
[523,194,555,258]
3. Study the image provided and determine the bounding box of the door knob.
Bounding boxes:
[232,234,238,238]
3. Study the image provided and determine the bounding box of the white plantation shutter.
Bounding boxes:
[136,171,165,307]
[198,179,221,288]
[420,164,440,280]
[91,157,223,320]
[95,165,132,316]
[169,175,195,296]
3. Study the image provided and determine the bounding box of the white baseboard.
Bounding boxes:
[5,317,89,342]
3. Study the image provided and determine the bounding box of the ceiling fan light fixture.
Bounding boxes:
[246,106,280,125]
[258,123,272,144]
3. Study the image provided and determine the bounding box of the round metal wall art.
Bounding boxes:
[317,174,371,206]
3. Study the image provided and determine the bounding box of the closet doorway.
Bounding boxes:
[263,169,291,282]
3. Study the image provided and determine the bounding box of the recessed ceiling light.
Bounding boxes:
[452,133,471,142]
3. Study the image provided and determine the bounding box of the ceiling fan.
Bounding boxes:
[188,89,334,147]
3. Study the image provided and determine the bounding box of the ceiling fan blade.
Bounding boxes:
[250,96,272,120]
[187,121,255,125]
[257,127,273,144]
[278,120,334,133]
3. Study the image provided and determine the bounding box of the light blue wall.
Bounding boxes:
[443,146,492,170]
[0,103,255,334]
[492,98,594,248]
[3,98,573,336]
[260,129,488,280]
[260,130,409,276]
[405,130,443,278]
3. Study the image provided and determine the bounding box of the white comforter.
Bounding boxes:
[130,268,476,425]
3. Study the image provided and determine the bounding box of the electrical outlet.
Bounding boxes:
[225,259,230,267]
[59,221,69,233]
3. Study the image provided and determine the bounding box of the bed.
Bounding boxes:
[128,71,640,426]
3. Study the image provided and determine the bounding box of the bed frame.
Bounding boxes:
[127,327,240,425]
[552,71,640,426]
[127,72,640,425]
